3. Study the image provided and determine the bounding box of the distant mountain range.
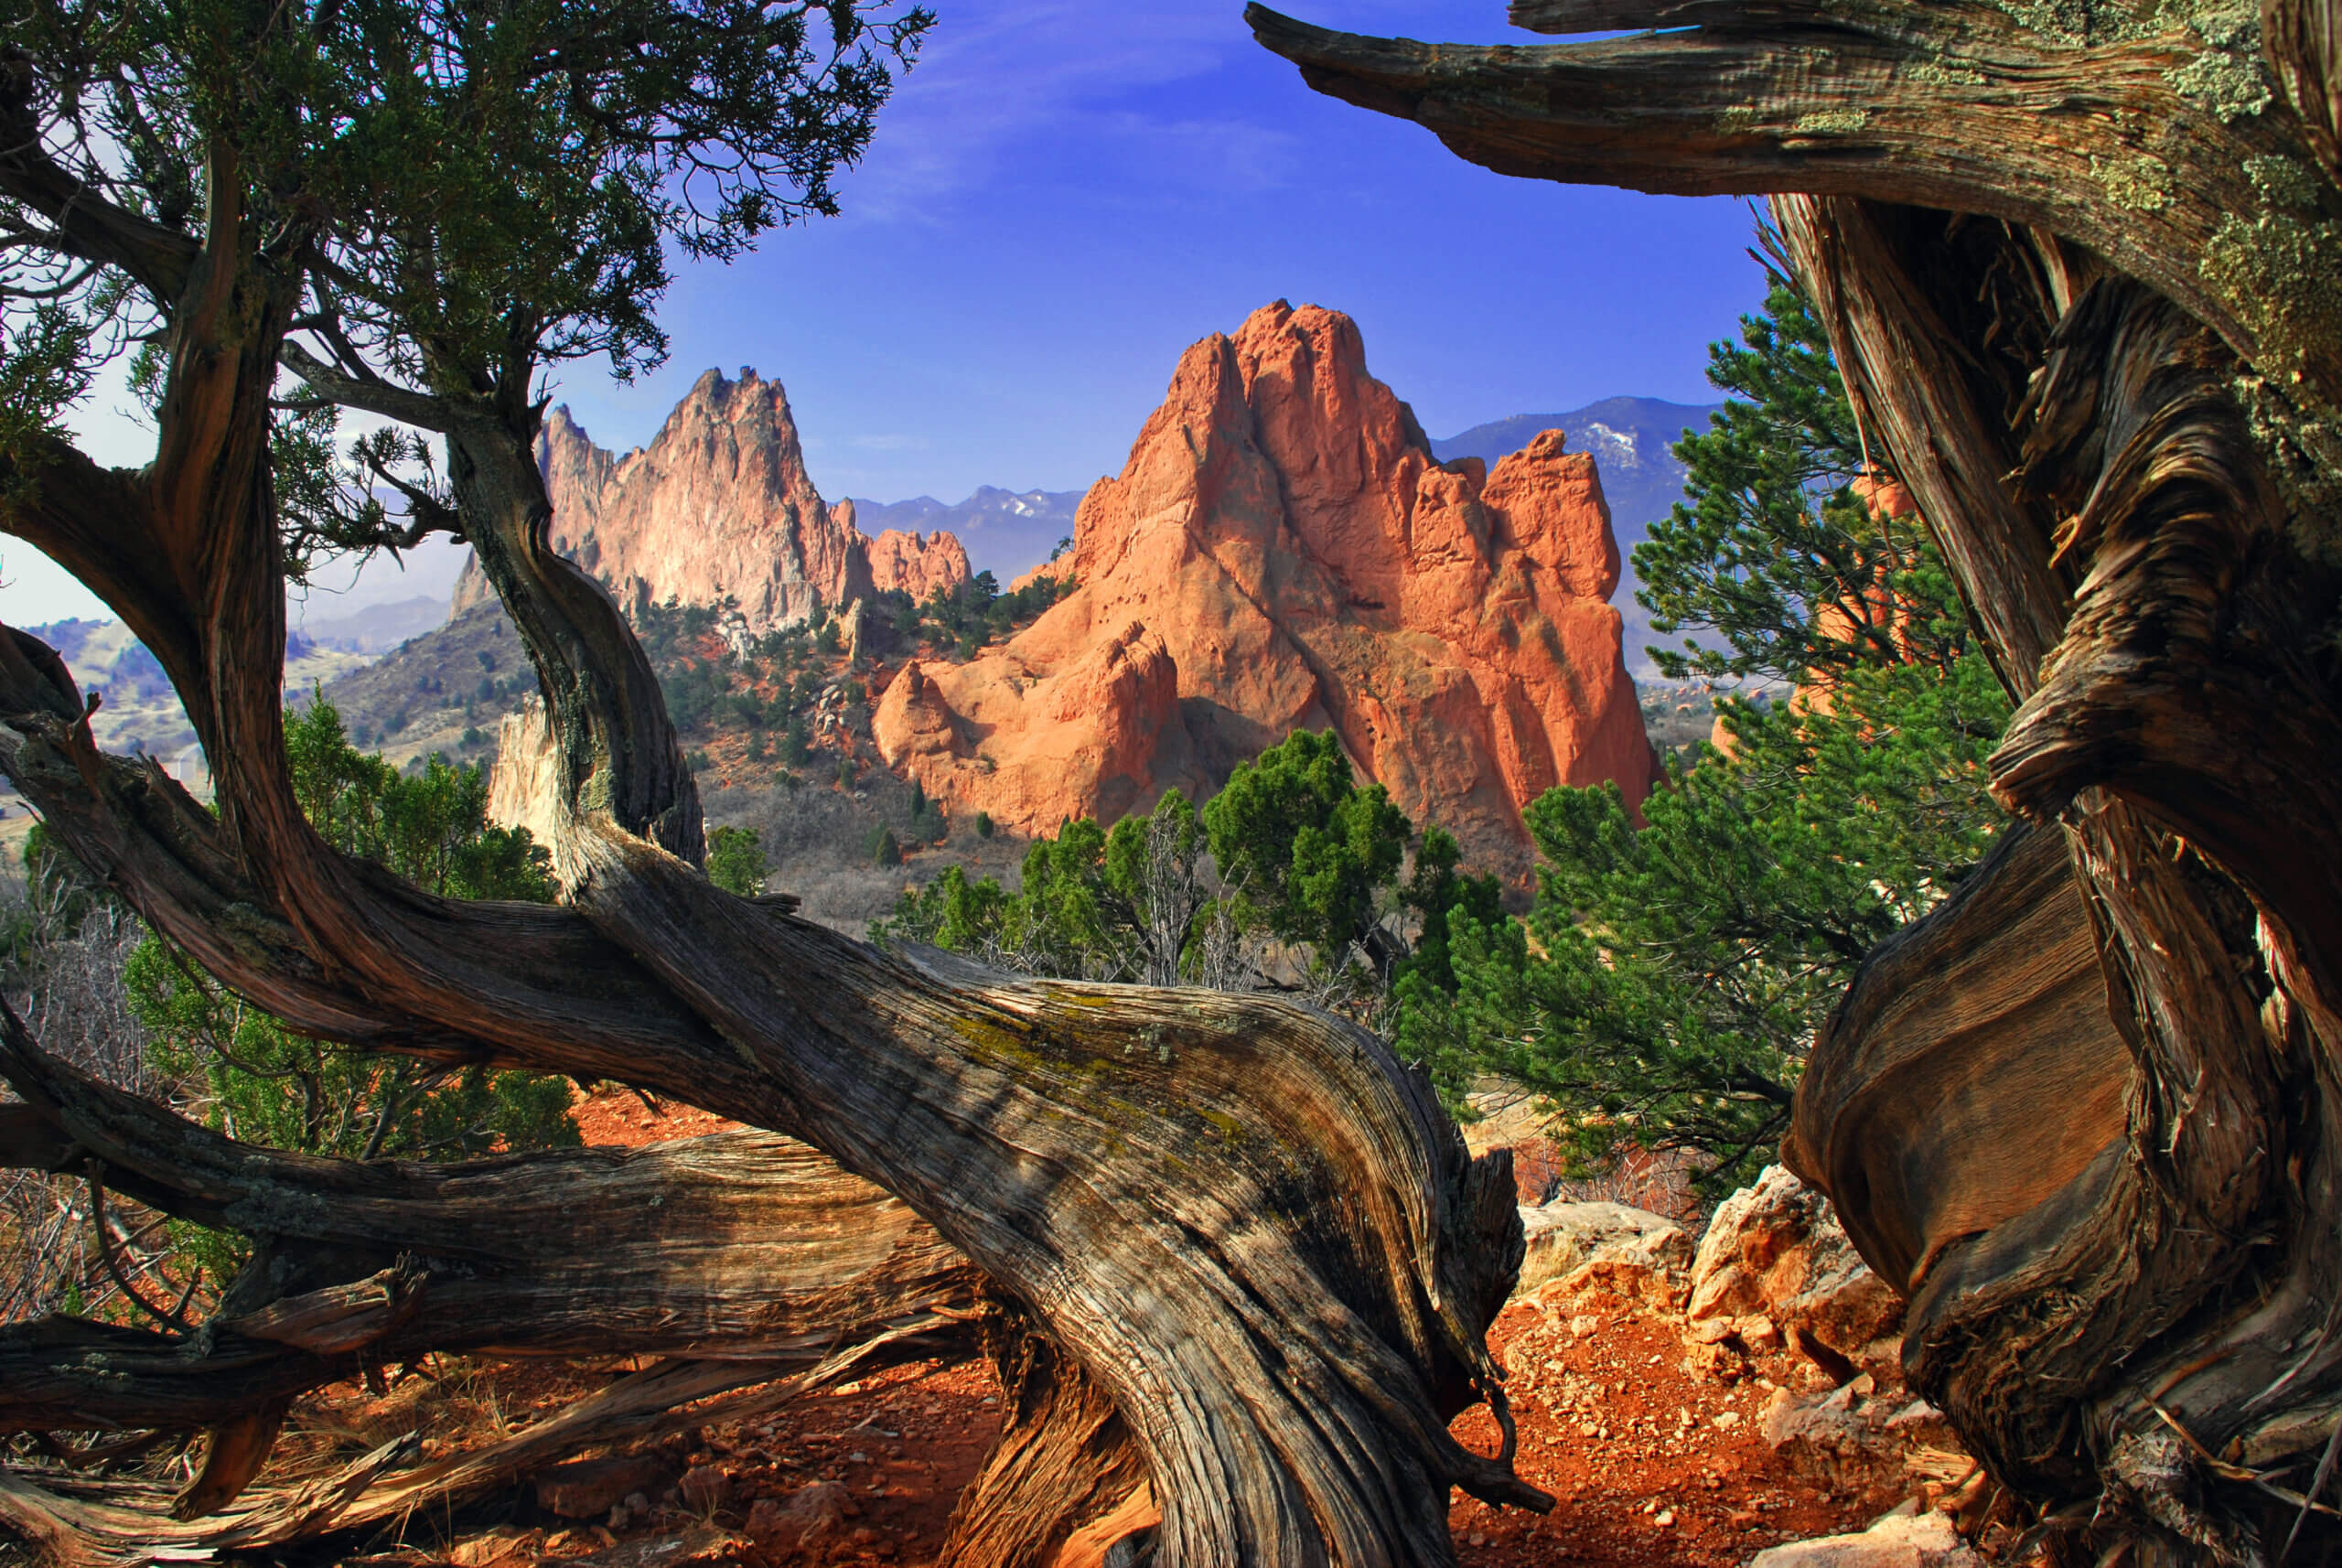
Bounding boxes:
[24,619,372,797]
[1434,395,1723,676]
[1433,396,1718,545]
[295,594,451,653]
[844,487,1083,584]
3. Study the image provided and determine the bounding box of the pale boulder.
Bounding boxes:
[747,1479,853,1552]
[1749,1509,1979,1568]
[1516,1198,1692,1307]
[1758,1376,1926,1500]
[1688,1165,1903,1381]
[486,697,562,849]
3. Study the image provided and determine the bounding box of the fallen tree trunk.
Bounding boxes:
[0,1005,983,1543]
[0,1011,981,1421]
[1252,5,2342,1562]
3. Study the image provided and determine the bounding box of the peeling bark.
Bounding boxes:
[1252,5,2342,1561]
[938,1313,1155,1568]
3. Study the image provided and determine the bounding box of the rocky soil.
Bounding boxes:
[231,1091,1993,1568]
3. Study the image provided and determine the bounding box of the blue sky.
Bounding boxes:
[20,0,1767,626]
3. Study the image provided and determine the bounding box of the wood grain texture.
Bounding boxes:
[1788,821,2131,1295]
[0,1018,979,1433]
[1244,5,2342,1559]
[1245,2,2342,403]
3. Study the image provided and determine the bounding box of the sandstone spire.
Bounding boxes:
[449,369,969,626]
[873,300,1659,882]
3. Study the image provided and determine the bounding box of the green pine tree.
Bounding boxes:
[1392,260,2011,1190]
[127,701,580,1276]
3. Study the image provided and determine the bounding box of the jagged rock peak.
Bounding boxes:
[450,370,971,628]
[873,299,1659,883]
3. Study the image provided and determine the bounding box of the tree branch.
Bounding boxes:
[0,630,751,1107]
[277,341,455,434]
[0,1012,981,1434]
[1245,2,2340,400]
[0,48,200,306]
[1774,196,2076,697]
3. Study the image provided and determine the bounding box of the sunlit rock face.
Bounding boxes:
[871,301,1658,881]
[450,370,970,628]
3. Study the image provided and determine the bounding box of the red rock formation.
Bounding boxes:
[850,509,974,602]
[1007,554,1074,595]
[871,300,1658,881]
[448,371,971,628]
[875,623,1180,830]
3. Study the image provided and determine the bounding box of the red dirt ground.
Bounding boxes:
[308,1089,1881,1567]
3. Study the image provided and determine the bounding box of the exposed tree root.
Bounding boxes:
[0,1335,932,1564]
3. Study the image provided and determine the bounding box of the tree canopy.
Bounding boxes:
[1636,252,1968,687]
[878,730,1509,1007]
[3,0,930,575]
[1201,728,1413,966]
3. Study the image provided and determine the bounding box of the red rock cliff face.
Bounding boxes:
[845,505,975,602]
[449,371,969,627]
[872,300,1658,881]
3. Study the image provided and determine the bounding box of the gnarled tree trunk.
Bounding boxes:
[0,1005,980,1552]
[1251,3,2342,1560]
[0,142,1544,1563]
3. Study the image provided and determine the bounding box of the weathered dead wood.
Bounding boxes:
[938,1313,1155,1568]
[1773,195,2341,1561]
[1786,820,2132,1294]
[1791,224,2342,1563]
[0,433,1549,1568]
[0,1339,923,1565]
[1244,2,2342,403]
[0,1013,983,1545]
[2,661,1542,1565]
[3,30,1546,1559]
[0,1020,980,1436]
[227,1258,429,1357]
[1771,198,2077,694]
[0,638,752,1099]
[169,1400,291,1522]
[2265,0,2342,180]
[1252,5,2342,1560]
[564,840,1549,1564]
[281,344,705,866]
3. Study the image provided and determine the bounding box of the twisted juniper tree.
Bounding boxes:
[1253,1,2342,1561]
[0,1,1543,1561]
